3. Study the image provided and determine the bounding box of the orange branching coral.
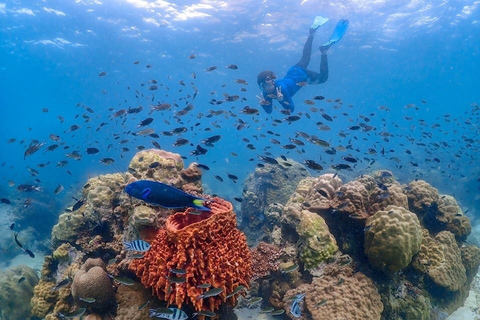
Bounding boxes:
[129,198,252,313]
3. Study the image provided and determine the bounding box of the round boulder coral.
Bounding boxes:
[364,205,423,273]
[413,230,467,292]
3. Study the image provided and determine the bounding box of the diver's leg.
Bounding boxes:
[306,52,328,84]
[295,29,316,69]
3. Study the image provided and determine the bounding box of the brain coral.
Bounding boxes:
[364,205,423,273]
[413,230,466,292]
[129,198,251,313]
[286,267,383,320]
[71,258,115,313]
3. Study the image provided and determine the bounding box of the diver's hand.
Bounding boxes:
[256,93,271,106]
[276,87,283,101]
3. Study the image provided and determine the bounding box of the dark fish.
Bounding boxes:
[100,158,115,164]
[72,197,86,211]
[17,184,42,192]
[173,138,190,147]
[9,223,15,230]
[125,180,210,211]
[138,117,154,127]
[226,64,238,70]
[195,163,210,170]
[86,147,100,154]
[17,276,26,284]
[234,197,243,202]
[205,66,217,72]
[202,135,221,145]
[331,164,351,170]
[214,175,224,182]
[149,162,160,169]
[52,278,71,291]
[321,112,333,121]
[46,144,59,152]
[1,198,11,204]
[227,173,238,182]
[316,189,328,198]
[342,156,358,163]
[313,95,325,100]
[304,159,323,171]
[54,184,64,195]
[259,155,278,165]
[98,71,107,77]
[24,142,45,159]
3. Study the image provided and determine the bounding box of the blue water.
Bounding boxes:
[1,0,479,267]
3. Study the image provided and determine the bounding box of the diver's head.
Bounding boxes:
[257,70,276,93]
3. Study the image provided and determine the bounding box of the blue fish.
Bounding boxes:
[123,240,151,252]
[125,180,210,211]
[290,293,305,318]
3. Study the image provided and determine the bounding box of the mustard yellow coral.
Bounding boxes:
[31,279,57,318]
[413,230,466,291]
[286,269,383,320]
[364,205,423,273]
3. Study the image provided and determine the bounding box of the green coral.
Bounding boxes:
[297,209,338,269]
[364,205,423,273]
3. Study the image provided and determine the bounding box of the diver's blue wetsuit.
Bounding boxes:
[261,30,328,113]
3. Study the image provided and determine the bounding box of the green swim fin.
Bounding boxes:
[322,19,349,47]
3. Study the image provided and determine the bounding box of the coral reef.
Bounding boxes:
[29,147,479,320]
[129,198,252,313]
[364,205,423,273]
[71,258,115,313]
[0,265,39,320]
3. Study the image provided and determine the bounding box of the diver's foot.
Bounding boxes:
[311,16,329,31]
[319,45,330,54]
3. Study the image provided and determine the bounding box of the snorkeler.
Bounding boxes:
[257,16,349,114]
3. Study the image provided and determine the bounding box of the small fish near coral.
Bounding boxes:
[123,239,151,252]
[125,180,211,211]
[149,307,188,320]
[290,293,305,317]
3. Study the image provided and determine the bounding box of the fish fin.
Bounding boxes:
[192,199,210,211]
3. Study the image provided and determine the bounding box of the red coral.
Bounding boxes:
[129,198,252,313]
[250,242,282,281]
